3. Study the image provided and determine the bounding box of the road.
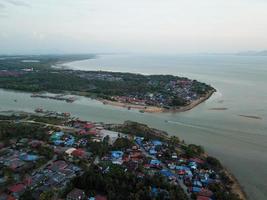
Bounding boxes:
[0,118,81,132]
[137,142,192,199]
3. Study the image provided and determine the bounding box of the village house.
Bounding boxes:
[66,188,85,200]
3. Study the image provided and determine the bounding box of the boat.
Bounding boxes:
[35,108,43,113]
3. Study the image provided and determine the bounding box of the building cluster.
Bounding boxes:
[135,137,220,200]
[0,70,24,77]
[0,68,34,77]
[29,160,82,199]
[0,118,113,199]
[111,79,208,108]
[0,144,42,199]
[0,148,39,173]
[0,117,226,200]
[76,72,123,82]
[164,80,199,101]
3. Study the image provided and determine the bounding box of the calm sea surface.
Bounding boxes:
[1,54,267,200]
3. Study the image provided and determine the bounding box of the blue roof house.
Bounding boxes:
[54,140,64,146]
[160,169,174,178]
[150,187,159,198]
[19,153,39,161]
[65,136,75,146]
[149,149,157,155]
[111,151,124,159]
[152,140,162,146]
[191,187,202,193]
[50,131,64,141]
[193,180,203,187]
[150,159,161,166]
[135,137,144,146]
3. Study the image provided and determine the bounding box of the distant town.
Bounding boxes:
[0,55,215,113]
[0,112,244,200]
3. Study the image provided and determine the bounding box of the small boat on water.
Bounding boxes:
[35,108,43,113]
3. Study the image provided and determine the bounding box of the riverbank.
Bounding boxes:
[2,54,267,199]
[0,112,247,199]
[112,120,247,200]
[101,90,216,113]
[223,169,248,200]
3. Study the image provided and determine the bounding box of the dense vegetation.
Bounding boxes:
[0,54,95,70]
[182,144,205,158]
[109,121,168,140]
[0,121,49,143]
[0,55,215,108]
[0,117,243,200]
[67,164,188,200]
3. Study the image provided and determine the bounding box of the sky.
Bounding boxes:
[0,0,267,54]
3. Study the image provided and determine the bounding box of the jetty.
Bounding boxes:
[35,108,71,118]
[31,93,76,103]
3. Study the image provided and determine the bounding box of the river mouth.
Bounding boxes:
[61,54,267,200]
[1,54,267,200]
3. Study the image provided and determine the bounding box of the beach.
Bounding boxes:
[1,54,267,199]
[101,90,216,113]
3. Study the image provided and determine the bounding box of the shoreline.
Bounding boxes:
[0,111,247,199]
[223,168,248,200]
[100,89,216,113]
[115,120,247,200]
[164,133,247,200]
[50,59,216,113]
[1,87,215,114]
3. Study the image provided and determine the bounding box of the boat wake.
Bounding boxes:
[165,120,210,131]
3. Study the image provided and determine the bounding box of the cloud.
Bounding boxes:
[0,0,29,18]
[0,3,6,18]
[0,2,6,9]
[1,0,30,7]
[0,13,7,18]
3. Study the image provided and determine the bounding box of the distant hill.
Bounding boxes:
[236,50,267,56]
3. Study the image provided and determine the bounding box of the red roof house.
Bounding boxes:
[48,160,68,171]
[8,183,25,196]
[95,195,108,200]
[84,123,94,129]
[72,149,85,157]
[88,129,97,135]
[78,130,87,135]
[197,196,212,200]
[190,158,205,164]
[66,188,85,200]
[199,189,213,197]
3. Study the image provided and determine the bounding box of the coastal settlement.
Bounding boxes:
[0,113,245,200]
[0,55,215,113]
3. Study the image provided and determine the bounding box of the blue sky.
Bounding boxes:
[0,0,267,54]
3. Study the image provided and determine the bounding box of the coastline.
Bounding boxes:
[49,59,216,113]
[100,89,216,113]
[52,56,96,69]
[223,169,248,200]
[0,112,246,199]
[115,120,247,200]
[2,55,266,199]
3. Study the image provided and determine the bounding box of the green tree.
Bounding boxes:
[39,191,54,200]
